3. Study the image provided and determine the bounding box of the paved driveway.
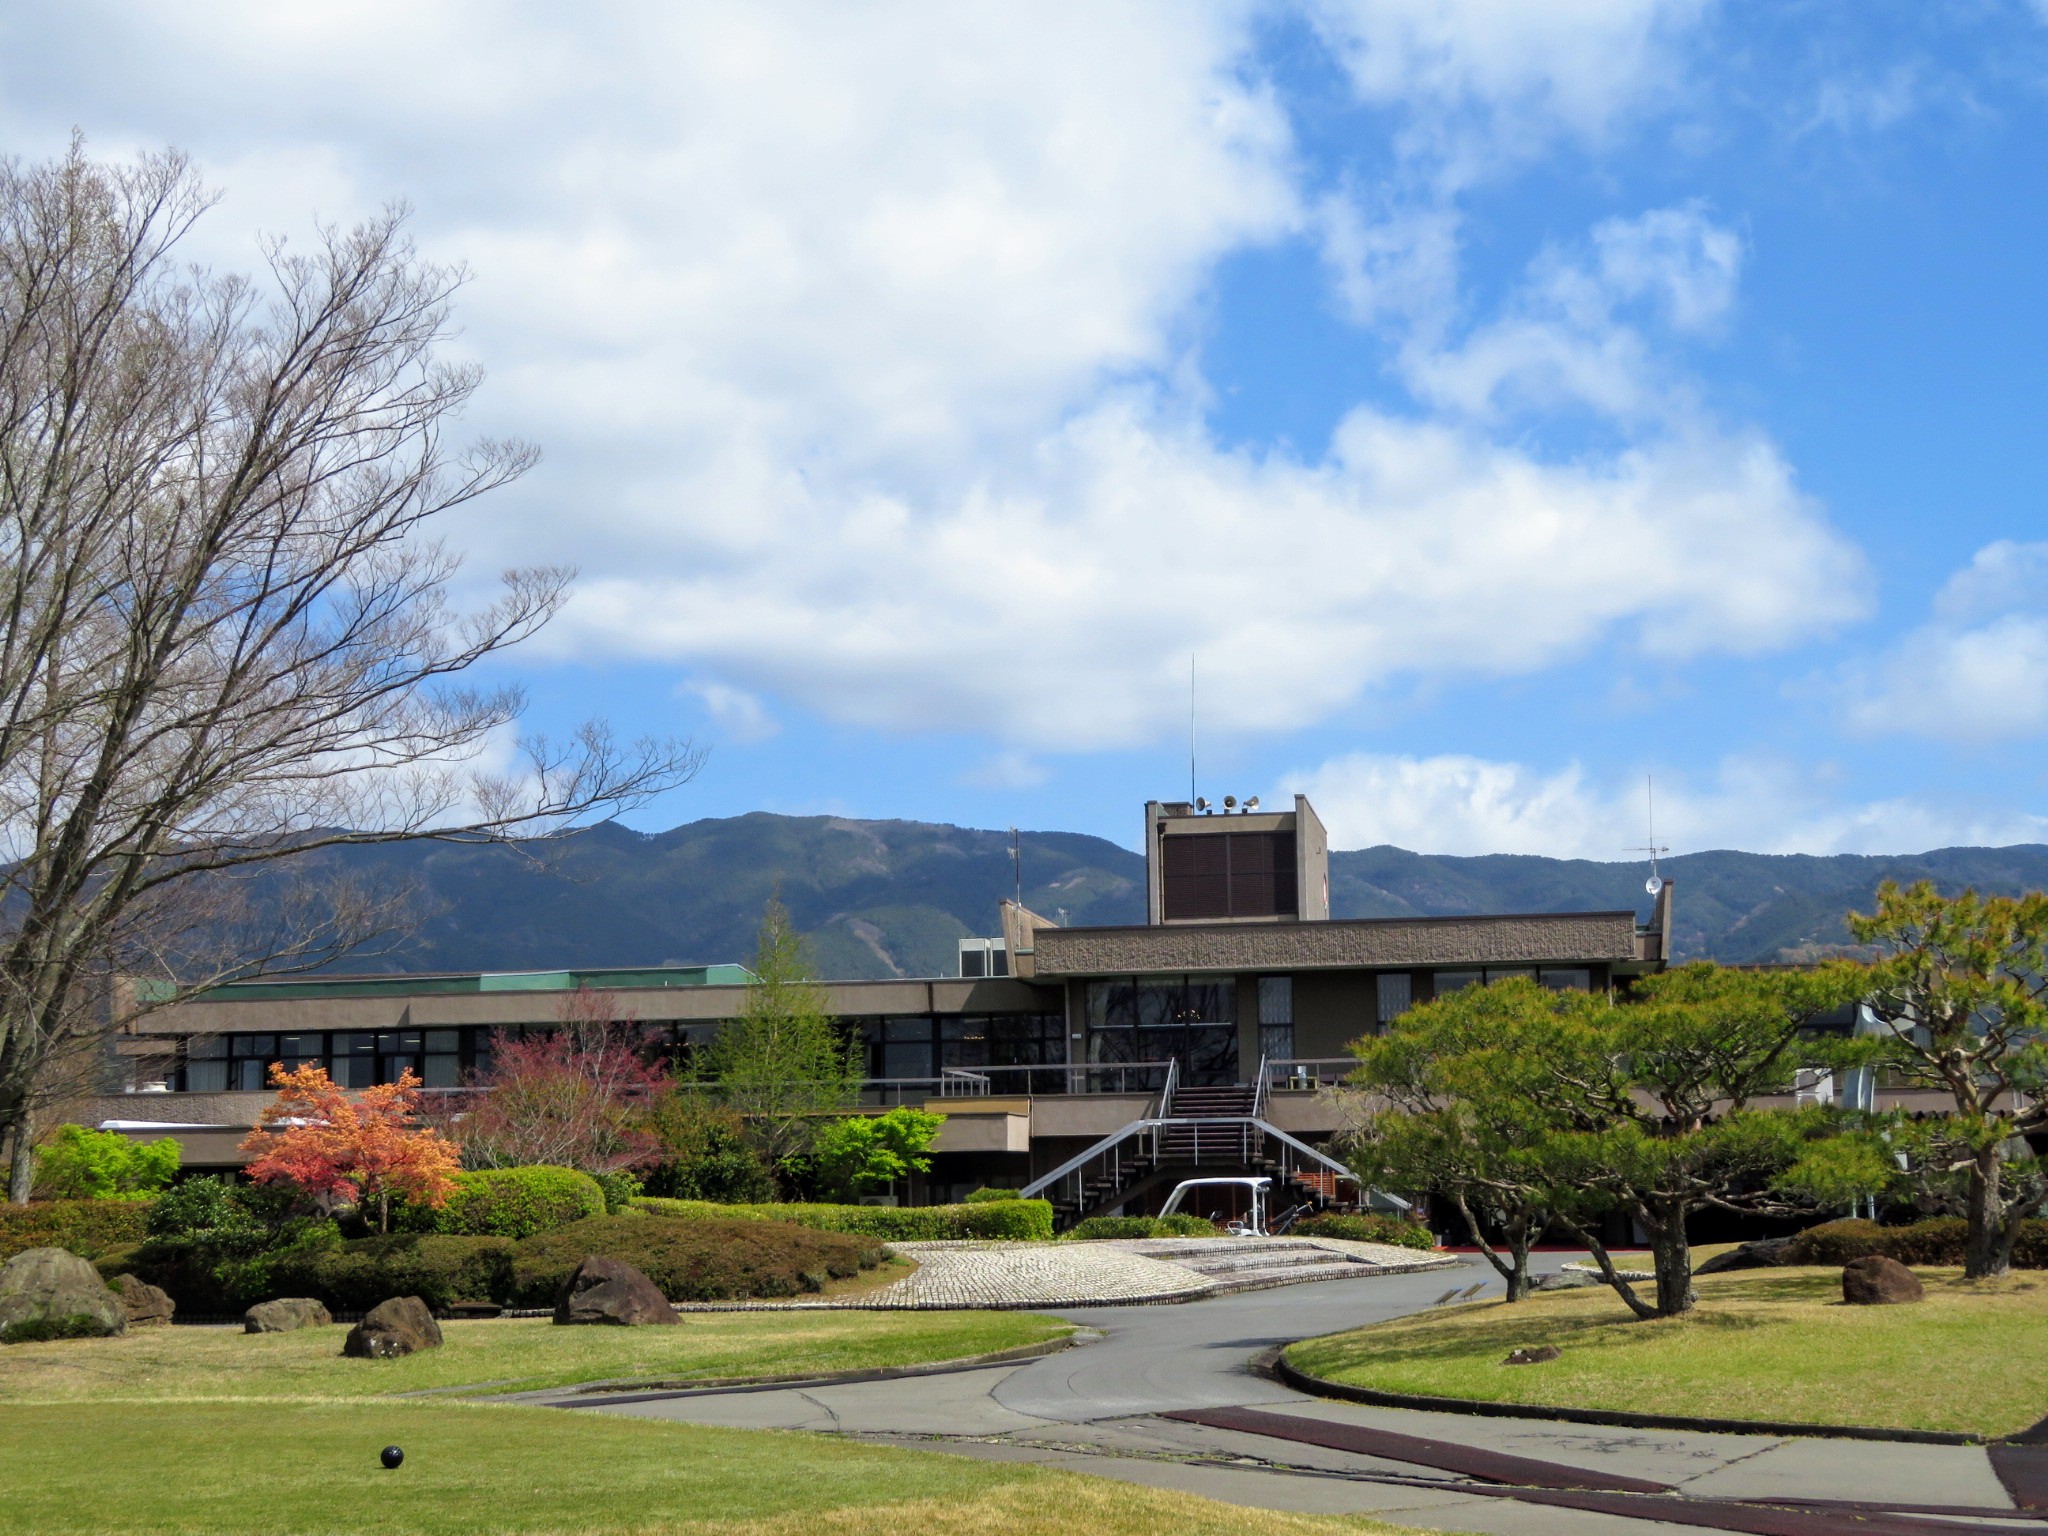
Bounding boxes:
[560,1265,2042,1535]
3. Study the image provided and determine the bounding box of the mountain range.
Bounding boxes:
[282,813,2048,981]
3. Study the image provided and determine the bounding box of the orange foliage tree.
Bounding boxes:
[240,1063,460,1233]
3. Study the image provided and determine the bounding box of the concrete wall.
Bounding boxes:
[126,976,1061,1038]
[1033,910,1637,978]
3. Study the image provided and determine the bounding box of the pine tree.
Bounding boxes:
[702,898,863,1175]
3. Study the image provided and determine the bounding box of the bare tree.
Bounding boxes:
[0,140,701,1199]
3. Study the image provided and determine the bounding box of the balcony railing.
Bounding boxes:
[1257,1056,1356,1092]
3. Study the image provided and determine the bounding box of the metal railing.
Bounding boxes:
[1258,1056,1356,1092]
[1017,1111,1368,1218]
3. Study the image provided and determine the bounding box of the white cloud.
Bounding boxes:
[681,681,780,744]
[1307,0,1715,162]
[1404,203,1741,422]
[557,401,1863,748]
[1933,539,2048,621]
[0,3,1864,757]
[961,751,1050,791]
[1287,751,2048,858]
[1842,541,2048,744]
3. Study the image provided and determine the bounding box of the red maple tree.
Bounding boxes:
[457,987,667,1172]
[240,1063,460,1232]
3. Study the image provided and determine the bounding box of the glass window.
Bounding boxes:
[1435,969,1482,994]
[185,1061,228,1092]
[186,1035,226,1059]
[1182,979,1234,1025]
[1486,967,1537,984]
[277,1034,323,1063]
[1134,983,1179,1029]
[881,1041,931,1080]
[423,1030,460,1054]
[421,1054,462,1088]
[1540,968,1591,992]
[883,1017,932,1042]
[1257,976,1293,1026]
[332,1031,374,1056]
[1086,980,1136,1028]
[1376,973,1412,1028]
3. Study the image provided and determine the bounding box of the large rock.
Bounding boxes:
[553,1256,680,1327]
[1533,1270,1600,1292]
[112,1274,175,1328]
[1696,1237,1796,1276]
[343,1295,443,1358]
[244,1297,332,1334]
[1842,1255,1923,1306]
[0,1248,126,1343]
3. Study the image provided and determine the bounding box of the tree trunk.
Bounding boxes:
[1449,1192,1532,1300]
[1549,1209,1657,1320]
[1645,1201,1696,1316]
[6,1108,34,1203]
[1964,1147,2011,1279]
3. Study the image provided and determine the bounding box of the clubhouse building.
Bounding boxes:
[87,796,1676,1224]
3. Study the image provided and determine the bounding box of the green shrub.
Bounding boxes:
[633,1195,1054,1243]
[31,1125,180,1201]
[1291,1212,1439,1250]
[428,1167,606,1239]
[591,1170,643,1215]
[270,1232,515,1312]
[1785,1216,2048,1268]
[1065,1214,1219,1240]
[0,1199,154,1263]
[964,1187,1021,1203]
[507,1215,881,1306]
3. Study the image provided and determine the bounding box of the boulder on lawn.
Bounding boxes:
[553,1255,680,1327]
[0,1248,126,1343]
[343,1295,443,1358]
[244,1297,332,1334]
[1504,1345,1561,1365]
[1533,1270,1599,1292]
[1842,1255,1923,1306]
[1696,1237,1796,1276]
[112,1274,175,1328]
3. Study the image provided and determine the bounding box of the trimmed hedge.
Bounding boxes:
[428,1167,607,1239]
[634,1195,1054,1242]
[1066,1214,1218,1240]
[0,1199,153,1263]
[508,1215,881,1306]
[269,1233,516,1312]
[1784,1217,2048,1269]
[1292,1212,1439,1251]
[591,1170,643,1215]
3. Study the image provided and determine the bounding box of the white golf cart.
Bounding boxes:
[1157,1175,1273,1236]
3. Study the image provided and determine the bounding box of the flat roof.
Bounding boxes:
[136,963,759,1004]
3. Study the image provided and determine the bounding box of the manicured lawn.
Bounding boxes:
[1287,1266,2048,1438]
[0,1399,1413,1536]
[0,1310,1072,1401]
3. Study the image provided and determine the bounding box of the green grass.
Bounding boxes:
[0,1399,1414,1535]
[1287,1265,2048,1438]
[0,1310,1070,1401]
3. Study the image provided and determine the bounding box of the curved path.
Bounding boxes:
[565,1265,2040,1535]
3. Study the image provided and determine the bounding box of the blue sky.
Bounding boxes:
[6,2,2048,856]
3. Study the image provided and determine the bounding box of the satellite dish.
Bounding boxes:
[1645,875,1665,896]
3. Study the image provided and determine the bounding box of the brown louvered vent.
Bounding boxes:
[1161,830,1297,921]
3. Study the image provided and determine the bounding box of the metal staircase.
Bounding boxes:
[1019,1059,1371,1228]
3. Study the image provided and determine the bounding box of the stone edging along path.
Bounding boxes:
[494,1332,1087,1407]
[1270,1349,2019,1447]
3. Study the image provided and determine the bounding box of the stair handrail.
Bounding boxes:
[1251,1052,1269,1120]
[1157,1056,1179,1119]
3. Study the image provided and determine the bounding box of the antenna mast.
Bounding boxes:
[1188,650,1197,806]
[1625,774,1670,896]
[1009,826,1022,910]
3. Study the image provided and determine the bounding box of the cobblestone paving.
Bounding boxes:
[666,1236,1456,1312]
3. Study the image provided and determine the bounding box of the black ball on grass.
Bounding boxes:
[380,1445,405,1470]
